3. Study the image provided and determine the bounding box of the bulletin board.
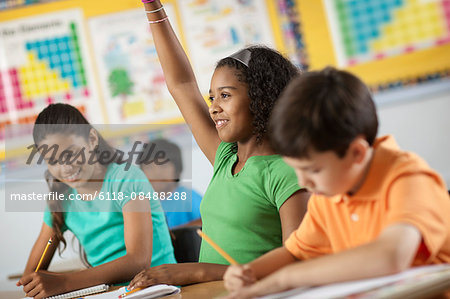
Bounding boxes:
[176,0,286,94]
[0,0,288,161]
[87,5,182,125]
[296,0,450,87]
[0,0,182,130]
[0,0,42,11]
[0,8,101,135]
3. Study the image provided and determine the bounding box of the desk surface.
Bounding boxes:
[0,281,227,299]
[165,280,227,299]
[3,277,449,299]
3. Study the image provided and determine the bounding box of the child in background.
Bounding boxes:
[17,104,176,299]
[223,67,450,299]
[138,138,202,228]
[127,0,310,289]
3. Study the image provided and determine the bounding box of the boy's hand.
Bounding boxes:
[223,264,256,292]
[17,270,67,299]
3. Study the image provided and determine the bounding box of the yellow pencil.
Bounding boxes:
[196,229,238,265]
[118,287,142,298]
[35,237,52,272]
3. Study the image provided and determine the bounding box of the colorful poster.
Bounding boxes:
[323,0,450,66]
[178,0,276,94]
[88,6,182,124]
[0,0,43,11]
[0,8,102,136]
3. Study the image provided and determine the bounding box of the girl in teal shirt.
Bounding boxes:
[18,104,175,299]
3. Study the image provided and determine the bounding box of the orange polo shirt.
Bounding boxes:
[285,135,450,265]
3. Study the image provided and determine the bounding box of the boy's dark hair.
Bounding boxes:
[216,45,300,144]
[138,138,183,179]
[269,66,378,158]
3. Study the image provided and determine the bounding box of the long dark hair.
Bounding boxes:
[33,103,120,251]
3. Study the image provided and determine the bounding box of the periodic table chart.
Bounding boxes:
[323,0,450,67]
[0,9,103,144]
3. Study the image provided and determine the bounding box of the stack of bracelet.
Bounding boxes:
[142,0,168,24]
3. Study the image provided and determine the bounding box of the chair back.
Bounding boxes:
[170,225,202,263]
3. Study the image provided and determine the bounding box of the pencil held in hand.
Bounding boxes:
[35,237,52,272]
[196,229,238,265]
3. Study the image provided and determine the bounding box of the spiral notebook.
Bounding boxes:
[49,284,109,299]
[84,284,180,299]
[22,284,110,299]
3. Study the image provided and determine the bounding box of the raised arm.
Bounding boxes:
[144,0,220,164]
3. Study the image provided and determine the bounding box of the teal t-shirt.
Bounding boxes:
[44,163,176,268]
[199,142,301,264]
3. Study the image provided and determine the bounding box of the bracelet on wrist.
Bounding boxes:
[145,6,164,14]
[148,16,169,24]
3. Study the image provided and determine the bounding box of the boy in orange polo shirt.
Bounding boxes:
[222,67,450,299]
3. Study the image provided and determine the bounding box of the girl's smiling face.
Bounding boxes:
[38,130,100,190]
[208,66,254,143]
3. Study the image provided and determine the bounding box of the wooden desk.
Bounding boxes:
[0,291,24,299]
[164,281,227,299]
[0,281,227,299]
[4,276,448,299]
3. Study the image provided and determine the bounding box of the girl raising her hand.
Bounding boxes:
[128,0,310,290]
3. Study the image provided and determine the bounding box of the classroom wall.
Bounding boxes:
[377,90,450,187]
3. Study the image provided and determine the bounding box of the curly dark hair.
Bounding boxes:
[216,46,300,144]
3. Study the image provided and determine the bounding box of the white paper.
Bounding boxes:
[258,264,450,299]
[85,284,180,299]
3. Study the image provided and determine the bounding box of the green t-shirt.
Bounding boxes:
[44,163,176,268]
[199,142,301,264]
